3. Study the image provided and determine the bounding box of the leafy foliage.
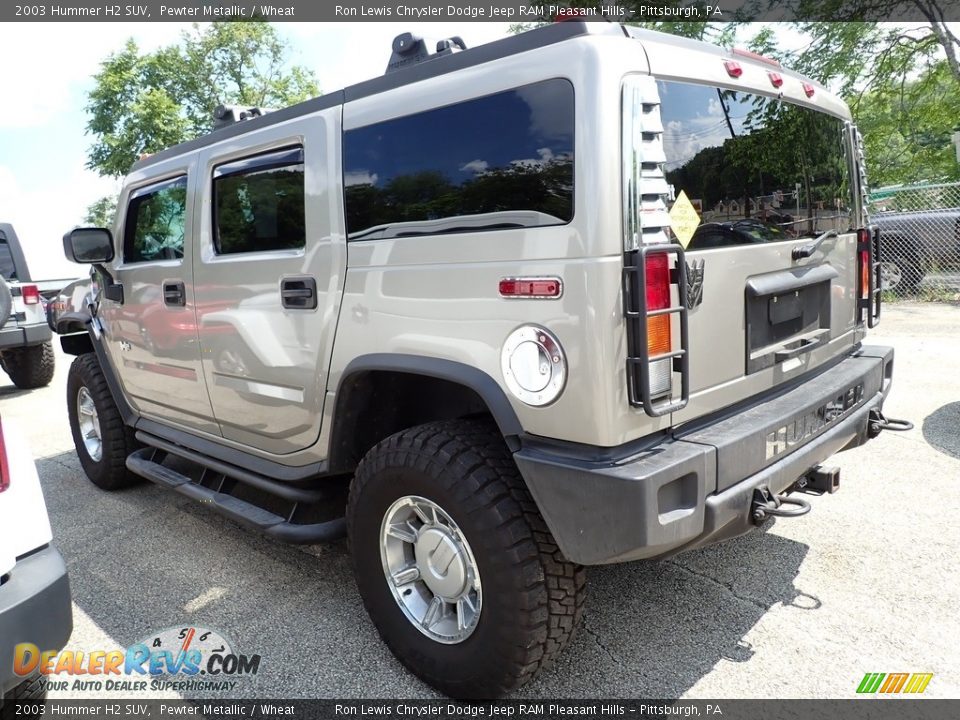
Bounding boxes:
[83,195,117,228]
[86,22,319,177]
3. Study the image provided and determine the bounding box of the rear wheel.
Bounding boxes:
[1,342,55,389]
[347,419,585,698]
[67,353,141,490]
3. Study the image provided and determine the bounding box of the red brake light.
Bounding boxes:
[724,60,743,78]
[645,253,672,356]
[499,278,562,298]
[732,48,782,67]
[0,418,10,493]
[858,228,872,302]
[802,82,816,98]
[768,72,784,88]
[21,285,40,305]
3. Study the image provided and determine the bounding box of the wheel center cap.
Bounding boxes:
[414,527,467,600]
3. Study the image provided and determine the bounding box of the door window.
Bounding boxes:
[213,147,306,254]
[123,176,187,263]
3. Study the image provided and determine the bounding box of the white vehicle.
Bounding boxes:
[0,416,72,714]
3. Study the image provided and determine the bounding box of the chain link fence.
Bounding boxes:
[867,182,960,299]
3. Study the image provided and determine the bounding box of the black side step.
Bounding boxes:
[126,448,346,544]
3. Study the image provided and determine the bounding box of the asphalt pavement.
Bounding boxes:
[2,303,958,699]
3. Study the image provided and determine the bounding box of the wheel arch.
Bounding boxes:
[327,354,522,474]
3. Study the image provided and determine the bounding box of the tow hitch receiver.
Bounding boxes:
[868,408,913,438]
[751,485,811,525]
[796,465,840,495]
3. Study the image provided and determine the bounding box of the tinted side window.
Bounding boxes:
[124,177,187,263]
[213,147,306,255]
[344,78,575,241]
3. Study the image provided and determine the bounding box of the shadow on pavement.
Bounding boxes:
[922,401,960,460]
[39,450,813,699]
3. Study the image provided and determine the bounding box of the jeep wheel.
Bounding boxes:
[1,341,55,389]
[67,353,141,490]
[347,419,585,699]
[880,256,923,294]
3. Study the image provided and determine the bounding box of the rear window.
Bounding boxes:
[343,78,575,241]
[658,80,853,250]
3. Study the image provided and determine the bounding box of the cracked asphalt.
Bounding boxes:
[2,302,958,699]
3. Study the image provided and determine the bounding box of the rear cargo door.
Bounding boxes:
[636,49,862,488]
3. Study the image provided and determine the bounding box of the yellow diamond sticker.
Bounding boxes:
[669,190,701,249]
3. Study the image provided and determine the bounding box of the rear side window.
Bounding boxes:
[344,78,575,241]
[124,176,187,263]
[0,231,15,280]
[213,147,306,255]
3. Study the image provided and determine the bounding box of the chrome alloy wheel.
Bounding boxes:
[879,260,903,291]
[380,495,482,644]
[76,386,103,462]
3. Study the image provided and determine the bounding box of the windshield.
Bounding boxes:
[658,79,853,248]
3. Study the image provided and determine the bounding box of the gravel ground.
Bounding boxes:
[2,302,957,700]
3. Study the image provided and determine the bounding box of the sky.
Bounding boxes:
[0,22,514,280]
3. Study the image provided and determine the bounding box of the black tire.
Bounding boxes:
[1,342,55,389]
[0,276,11,329]
[66,353,141,490]
[347,419,586,699]
[1,674,46,720]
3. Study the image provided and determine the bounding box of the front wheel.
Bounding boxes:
[67,353,141,490]
[347,420,585,699]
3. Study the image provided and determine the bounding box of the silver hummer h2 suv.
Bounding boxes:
[51,23,908,698]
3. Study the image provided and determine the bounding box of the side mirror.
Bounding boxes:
[63,227,114,264]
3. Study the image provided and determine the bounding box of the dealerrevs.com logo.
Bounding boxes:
[14,626,261,693]
[857,672,934,695]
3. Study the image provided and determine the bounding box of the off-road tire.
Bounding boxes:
[67,353,141,490]
[1,674,46,719]
[347,419,586,699]
[0,342,55,389]
[0,276,11,329]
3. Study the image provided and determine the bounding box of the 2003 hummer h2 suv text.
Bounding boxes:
[51,23,907,698]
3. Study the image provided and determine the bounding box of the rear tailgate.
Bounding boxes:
[630,36,865,490]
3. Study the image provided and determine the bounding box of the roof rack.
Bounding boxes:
[386,32,467,74]
[212,104,271,130]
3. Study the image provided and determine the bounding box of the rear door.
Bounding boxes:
[193,112,343,455]
[633,48,863,485]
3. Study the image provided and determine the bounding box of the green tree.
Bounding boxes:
[85,21,319,178]
[83,195,117,228]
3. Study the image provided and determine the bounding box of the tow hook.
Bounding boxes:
[751,485,811,525]
[868,409,913,438]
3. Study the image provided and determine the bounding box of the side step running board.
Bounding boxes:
[126,447,346,544]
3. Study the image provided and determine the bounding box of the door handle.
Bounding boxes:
[280,277,317,310]
[163,281,186,307]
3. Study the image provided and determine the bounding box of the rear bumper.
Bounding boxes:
[515,345,895,565]
[0,323,51,350]
[0,546,72,695]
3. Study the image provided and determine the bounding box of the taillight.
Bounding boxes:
[857,227,881,327]
[645,253,672,397]
[21,284,40,305]
[645,253,672,355]
[0,418,10,493]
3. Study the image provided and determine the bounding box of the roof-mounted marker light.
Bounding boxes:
[724,61,743,78]
[768,72,784,88]
[803,82,816,98]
